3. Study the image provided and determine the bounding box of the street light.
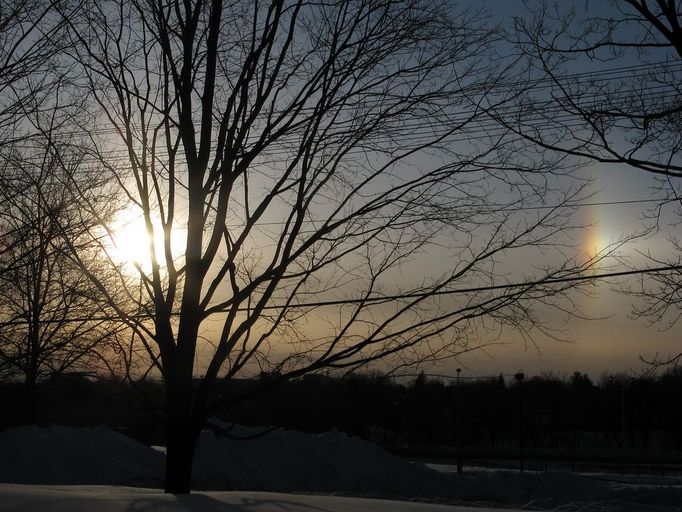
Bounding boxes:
[515,371,525,473]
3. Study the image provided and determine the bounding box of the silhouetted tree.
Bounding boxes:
[0,0,67,144]
[0,0,69,261]
[0,129,121,422]
[58,0,602,492]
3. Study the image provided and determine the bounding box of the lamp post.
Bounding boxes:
[456,368,462,474]
[515,371,525,473]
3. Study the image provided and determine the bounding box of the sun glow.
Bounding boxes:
[584,226,608,260]
[582,201,615,263]
[107,206,186,273]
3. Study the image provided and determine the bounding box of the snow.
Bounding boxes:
[0,425,164,487]
[0,484,524,512]
[0,424,681,511]
[193,423,455,497]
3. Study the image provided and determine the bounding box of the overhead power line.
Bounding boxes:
[6,60,681,166]
[1,265,680,326]
[218,197,676,233]
[1,197,674,244]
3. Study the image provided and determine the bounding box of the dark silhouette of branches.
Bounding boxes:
[0,0,67,148]
[505,0,682,345]
[57,0,604,492]
[0,126,126,422]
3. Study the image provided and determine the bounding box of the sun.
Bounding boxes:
[107,206,186,273]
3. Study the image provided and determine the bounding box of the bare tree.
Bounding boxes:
[0,0,70,266]
[0,128,123,422]
[507,0,682,177]
[60,0,599,492]
[500,1,682,348]
[0,0,66,146]
[0,0,115,422]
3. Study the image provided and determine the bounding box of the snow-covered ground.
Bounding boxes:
[0,484,525,512]
[0,424,681,511]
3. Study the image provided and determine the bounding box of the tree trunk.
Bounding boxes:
[163,373,203,494]
[23,372,37,424]
[165,418,201,493]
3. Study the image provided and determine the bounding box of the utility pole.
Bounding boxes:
[456,368,462,474]
[515,371,525,473]
[609,376,627,449]
[620,381,626,449]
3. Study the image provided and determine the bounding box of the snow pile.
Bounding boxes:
[0,425,164,487]
[2,424,682,510]
[0,423,452,498]
[192,423,453,497]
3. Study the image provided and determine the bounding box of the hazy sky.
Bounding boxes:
[95,0,680,382]
[450,163,679,379]
[436,0,682,380]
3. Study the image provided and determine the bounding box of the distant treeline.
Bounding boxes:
[1,368,681,454]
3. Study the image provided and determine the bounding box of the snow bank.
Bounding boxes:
[192,423,454,497]
[1,423,682,510]
[0,423,452,497]
[0,425,164,487]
